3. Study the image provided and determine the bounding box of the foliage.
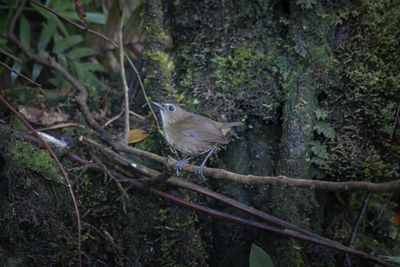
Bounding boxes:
[249,244,275,267]
[0,0,108,93]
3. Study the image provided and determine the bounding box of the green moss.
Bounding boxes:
[10,118,28,131]
[144,50,175,94]
[317,0,400,182]
[141,0,176,101]
[172,1,282,122]
[8,137,62,184]
[2,85,44,106]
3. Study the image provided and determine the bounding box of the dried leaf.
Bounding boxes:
[128,129,149,144]
[73,0,89,29]
[18,105,69,125]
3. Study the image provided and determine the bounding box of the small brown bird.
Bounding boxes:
[152,102,243,179]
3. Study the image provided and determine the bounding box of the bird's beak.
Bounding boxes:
[152,102,165,111]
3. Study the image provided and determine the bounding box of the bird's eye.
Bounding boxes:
[169,105,175,111]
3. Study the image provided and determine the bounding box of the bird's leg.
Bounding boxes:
[195,145,218,180]
[175,156,194,175]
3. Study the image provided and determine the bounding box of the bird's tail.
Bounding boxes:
[222,121,244,128]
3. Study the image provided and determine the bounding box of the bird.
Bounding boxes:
[152,102,243,179]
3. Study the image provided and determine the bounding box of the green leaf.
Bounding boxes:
[32,4,51,19]
[19,15,30,49]
[11,60,23,82]
[0,7,14,33]
[75,62,107,73]
[32,63,43,81]
[381,256,400,264]
[70,61,107,90]
[86,13,107,24]
[37,21,56,51]
[310,141,330,160]
[53,16,69,37]
[53,35,83,53]
[85,74,108,90]
[68,47,97,59]
[314,108,328,121]
[123,4,143,39]
[51,0,72,13]
[57,53,68,69]
[313,122,336,141]
[249,244,275,267]
[49,69,71,89]
[60,12,107,24]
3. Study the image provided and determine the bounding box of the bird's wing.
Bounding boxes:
[175,116,229,144]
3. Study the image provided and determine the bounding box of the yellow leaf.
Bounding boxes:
[128,129,149,144]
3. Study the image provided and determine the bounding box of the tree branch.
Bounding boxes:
[119,0,130,144]
[104,137,400,192]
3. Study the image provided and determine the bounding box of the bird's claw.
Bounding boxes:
[175,161,183,175]
[175,157,193,176]
[195,166,206,180]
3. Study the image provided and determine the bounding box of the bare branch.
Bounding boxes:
[0,48,22,62]
[390,103,400,141]
[9,0,26,33]
[119,0,130,144]
[86,137,400,193]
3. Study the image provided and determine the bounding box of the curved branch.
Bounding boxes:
[108,138,400,192]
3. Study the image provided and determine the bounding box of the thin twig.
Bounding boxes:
[129,110,145,120]
[92,154,129,201]
[103,109,124,128]
[345,192,371,266]
[0,48,22,62]
[9,0,26,33]
[119,0,130,144]
[38,122,86,132]
[146,188,391,267]
[29,0,160,130]
[348,192,371,247]
[390,103,400,142]
[0,61,41,87]
[376,193,393,221]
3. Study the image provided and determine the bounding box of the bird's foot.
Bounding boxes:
[175,157,193,176]
[195,165,206,180]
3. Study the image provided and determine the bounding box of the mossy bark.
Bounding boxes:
[1,0,399,266]
[142,0,176,102]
